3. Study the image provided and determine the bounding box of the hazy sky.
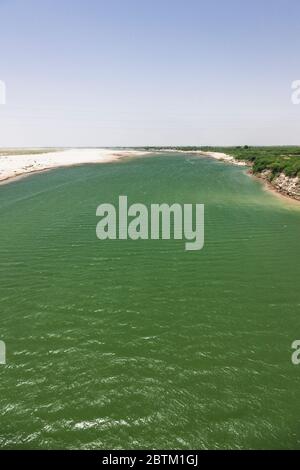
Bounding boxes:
[0,0,300,147]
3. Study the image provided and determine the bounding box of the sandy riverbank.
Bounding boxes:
[196,150,248,166]
[0,148,147,185]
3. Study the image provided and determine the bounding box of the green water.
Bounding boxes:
[0,152,300,449]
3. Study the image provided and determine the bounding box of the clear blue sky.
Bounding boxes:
[0,0,300,147]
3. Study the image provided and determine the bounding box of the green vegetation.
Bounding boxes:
[138,146,300,179]
[202,146,300,178]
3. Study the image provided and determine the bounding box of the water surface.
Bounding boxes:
[0,152,300,449]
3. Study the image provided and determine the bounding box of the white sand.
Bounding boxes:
[0,148,147,184]
[159,149,248,166]
[196,151,248,166]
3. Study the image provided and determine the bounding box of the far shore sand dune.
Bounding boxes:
[0,148,147,184]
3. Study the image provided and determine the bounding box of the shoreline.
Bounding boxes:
[194,150,249,166]
[252,170,300,205]
[251,171,300,206]
[0,148,147,186]
[197,150,300,204]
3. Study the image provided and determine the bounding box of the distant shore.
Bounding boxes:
[0,148,147,185]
